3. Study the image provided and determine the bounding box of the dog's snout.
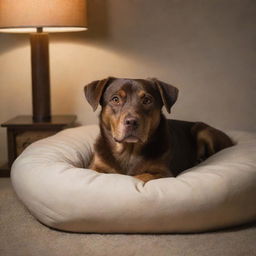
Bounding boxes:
[124,117,139,128]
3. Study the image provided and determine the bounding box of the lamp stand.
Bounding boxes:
[30,30,51,122]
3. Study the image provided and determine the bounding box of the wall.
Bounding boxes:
[0,0,255,164]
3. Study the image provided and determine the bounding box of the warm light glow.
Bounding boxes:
[0,27,87,34]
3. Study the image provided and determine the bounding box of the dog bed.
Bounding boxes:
[11,125,256,233]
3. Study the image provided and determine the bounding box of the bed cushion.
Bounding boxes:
[11,125,256,233]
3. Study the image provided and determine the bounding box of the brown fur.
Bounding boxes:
[84,77,234,182]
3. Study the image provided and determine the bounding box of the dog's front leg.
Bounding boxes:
[89,154,119,174]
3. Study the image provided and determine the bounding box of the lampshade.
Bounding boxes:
[0,0,87,33]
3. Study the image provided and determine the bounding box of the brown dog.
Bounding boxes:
[84,77,234,182]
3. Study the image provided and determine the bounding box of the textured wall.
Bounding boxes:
[0,0,255,164]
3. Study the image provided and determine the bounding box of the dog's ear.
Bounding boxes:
[151,78,179,113]
[84,77,113,111]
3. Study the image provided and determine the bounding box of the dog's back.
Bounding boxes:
[167,119,198,176]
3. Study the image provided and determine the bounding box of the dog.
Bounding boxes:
[84,77,234,182]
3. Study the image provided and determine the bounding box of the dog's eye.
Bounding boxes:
[142,96,152,105]
[111,96,121,104]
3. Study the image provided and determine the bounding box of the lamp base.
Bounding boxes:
[30,32,51,122]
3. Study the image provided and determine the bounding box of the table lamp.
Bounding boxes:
[0,0,87,122]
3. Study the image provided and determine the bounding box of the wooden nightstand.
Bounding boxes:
[0,115,76,177]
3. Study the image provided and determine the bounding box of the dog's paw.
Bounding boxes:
[134,173,165,182]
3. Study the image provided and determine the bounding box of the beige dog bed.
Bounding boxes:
[11,125,256,233]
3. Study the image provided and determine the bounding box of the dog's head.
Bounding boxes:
[84,77,178,144]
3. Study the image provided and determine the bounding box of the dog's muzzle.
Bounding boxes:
[114,116,141,143]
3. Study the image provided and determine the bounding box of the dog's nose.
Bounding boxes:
[124,117,139,128]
